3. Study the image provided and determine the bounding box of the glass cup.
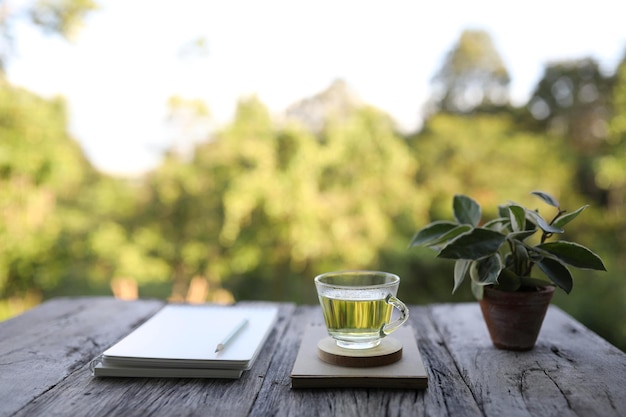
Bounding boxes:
[314,270,409,349]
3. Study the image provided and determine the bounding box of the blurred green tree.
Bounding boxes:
[429,29,511,115]
[594,51,626,210]
[0,81,90,297]
[0,0,99,71]
[410,112,575,215]
[525,58,613,204]
[526,59,612,150]
[183,95,422,303]
[285,79,362,133]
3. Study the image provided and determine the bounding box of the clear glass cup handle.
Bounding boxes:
[381,294,409,336]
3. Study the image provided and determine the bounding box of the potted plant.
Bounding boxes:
[409,191,606,350]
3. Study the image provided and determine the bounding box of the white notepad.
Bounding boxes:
[91,303,279,378]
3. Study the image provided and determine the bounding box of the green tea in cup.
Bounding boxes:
[314,270,409,349]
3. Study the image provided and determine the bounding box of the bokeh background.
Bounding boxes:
[1,0,625,351]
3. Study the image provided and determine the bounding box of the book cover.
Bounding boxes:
[90,362,244,379]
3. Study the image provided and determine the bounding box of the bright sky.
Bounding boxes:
[7,0,626,175]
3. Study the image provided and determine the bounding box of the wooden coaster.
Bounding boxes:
[317,337,403,368]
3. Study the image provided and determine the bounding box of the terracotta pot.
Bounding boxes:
[479,285,555,351]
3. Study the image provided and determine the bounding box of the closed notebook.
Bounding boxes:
[91,303,279,378]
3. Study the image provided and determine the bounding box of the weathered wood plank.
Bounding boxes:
[2,298,625,417]
[11,301,296,417]
[430,303,626,417]
[414,305,483,417]
[249,305,483,417]
[0,297,164,417]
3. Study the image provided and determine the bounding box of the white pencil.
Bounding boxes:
[215,318,249,353]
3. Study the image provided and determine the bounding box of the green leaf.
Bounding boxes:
[536,257,573,293]
[523,216,538,232]
[552,205,588,229]
[438,228,506,260]
[508,229,537,242]
[483,217,509,232]
[409,221,458,247]
[471,280,484,300]
[470,254,502,285]
[453,259,471,294]
[508,204,526,232]
[531,191,560,208]
[453,194,481,226]
[537,241,607,271]
[513,242,530,276]
[519,276,553,289]
[525,209,564,234]
[528,248,544,263]
[426,225,473,249]
[496,268,522,291]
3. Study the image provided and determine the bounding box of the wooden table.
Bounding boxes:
[1,297,625,417]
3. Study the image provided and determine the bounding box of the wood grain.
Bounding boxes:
[1,298,624,417]
[250,305,480,417]
[430,303,626,417]
[9,301,296,417]
[0,297,164,417]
